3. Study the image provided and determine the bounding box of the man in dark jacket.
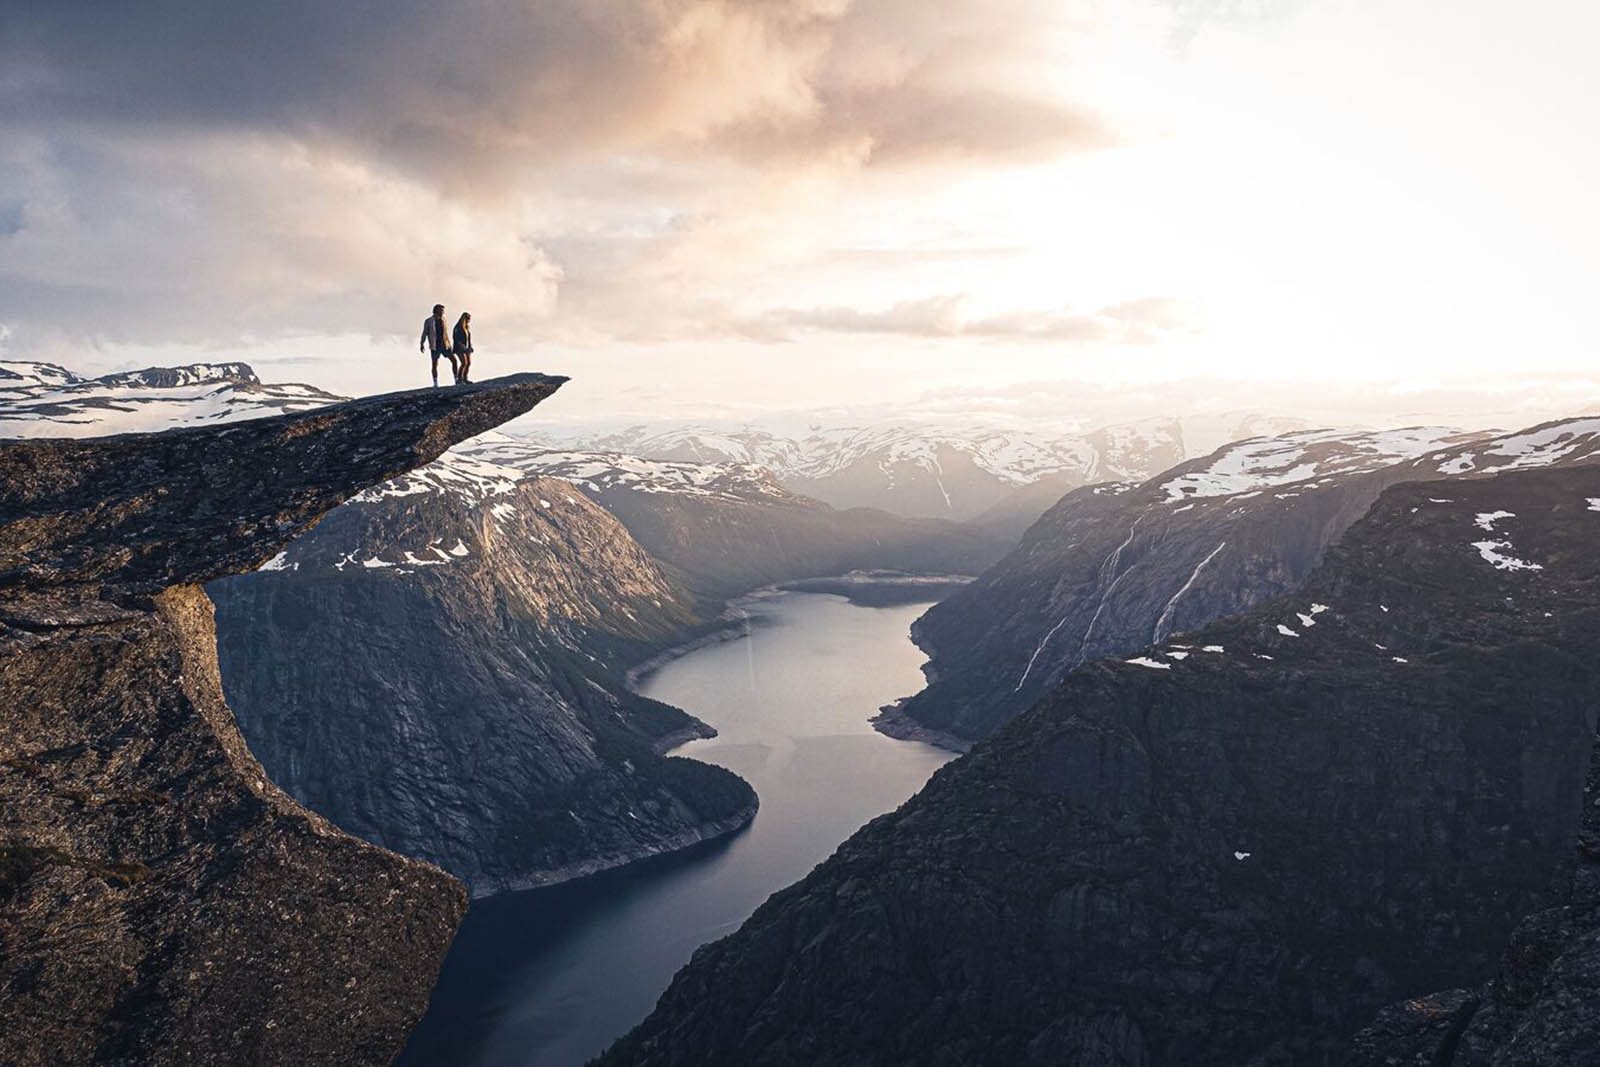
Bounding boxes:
[420,304,458,387]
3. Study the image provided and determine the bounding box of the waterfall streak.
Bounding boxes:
[1014,518,1141,693]
[1152,541,1228,643]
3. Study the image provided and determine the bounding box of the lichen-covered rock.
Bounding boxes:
[0,375,563,1066]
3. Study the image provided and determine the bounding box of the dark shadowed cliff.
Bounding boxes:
[0,374,562,1066]
[1350,712,1600,1066]
[597,461,1600,1067]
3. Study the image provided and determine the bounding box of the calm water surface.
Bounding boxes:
[399,590,954,1067]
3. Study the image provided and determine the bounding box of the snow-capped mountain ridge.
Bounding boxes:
[1423,416,1600,476]
[0,360,341,437]
[558,417,1186,521]
[565,419,1173,487]
[1160,427,1482,503]
[465,436,791,503]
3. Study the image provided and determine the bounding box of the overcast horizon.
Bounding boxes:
[4,0,1597,433]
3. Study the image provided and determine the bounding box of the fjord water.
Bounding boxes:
[399,590,954,1067]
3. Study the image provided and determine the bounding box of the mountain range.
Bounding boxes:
[886,421,1600,748]
[543,418,1188,523]
[12,359,1600,1066]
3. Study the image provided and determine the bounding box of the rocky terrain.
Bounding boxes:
[888,422,1600,748]
[1350,695,1600,1065]
[598,460,1600,1067]
[209,452,757,896]
[0,375,562,1066]
[552,418,1186,523]
[0,361,988,893]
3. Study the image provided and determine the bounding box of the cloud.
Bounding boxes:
[1,1,1106,188]
[0,132,562,344]
[748,294,1199,342]
[0,1,1145,348]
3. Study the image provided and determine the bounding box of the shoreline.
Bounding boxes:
[870,697,974,754]
[471,572,965,900]
[466,799,759,900]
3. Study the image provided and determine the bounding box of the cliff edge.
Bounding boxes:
[0,374,564,1065]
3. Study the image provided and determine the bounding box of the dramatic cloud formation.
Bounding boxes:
[3,0,1105,180]
[1,0,1596,429]
[0,0,1131,349]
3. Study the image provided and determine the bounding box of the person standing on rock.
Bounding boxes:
[452,312,474,385]
[420,304,458,387]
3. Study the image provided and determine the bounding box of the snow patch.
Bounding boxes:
[1162,426,1469,503]
[1471,540,1543,572]
[1124,657,1172,670]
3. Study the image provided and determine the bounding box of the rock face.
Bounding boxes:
[0,375,563,1066]
[597,462,1600,1067]
[888,423,1600,748]
[209,458,757,895]
[1350,717,1600,1066]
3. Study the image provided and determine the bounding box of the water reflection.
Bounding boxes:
[400,592,953,1067]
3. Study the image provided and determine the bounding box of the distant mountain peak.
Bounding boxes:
[92,362,261,388]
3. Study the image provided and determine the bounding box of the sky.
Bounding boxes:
[2,0,1598,433]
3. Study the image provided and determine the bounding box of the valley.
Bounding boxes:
[7,361,1600,1067]
[398,590,952,1067]
[10,9,1595,1066]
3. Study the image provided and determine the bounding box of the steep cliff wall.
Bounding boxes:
[0,375,562,1065]
[209,468,756,895]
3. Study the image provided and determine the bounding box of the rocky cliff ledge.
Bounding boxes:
[0,374,564,1066]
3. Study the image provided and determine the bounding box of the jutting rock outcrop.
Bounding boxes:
[599,462,1600,1067]
[0,374,563,1066]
